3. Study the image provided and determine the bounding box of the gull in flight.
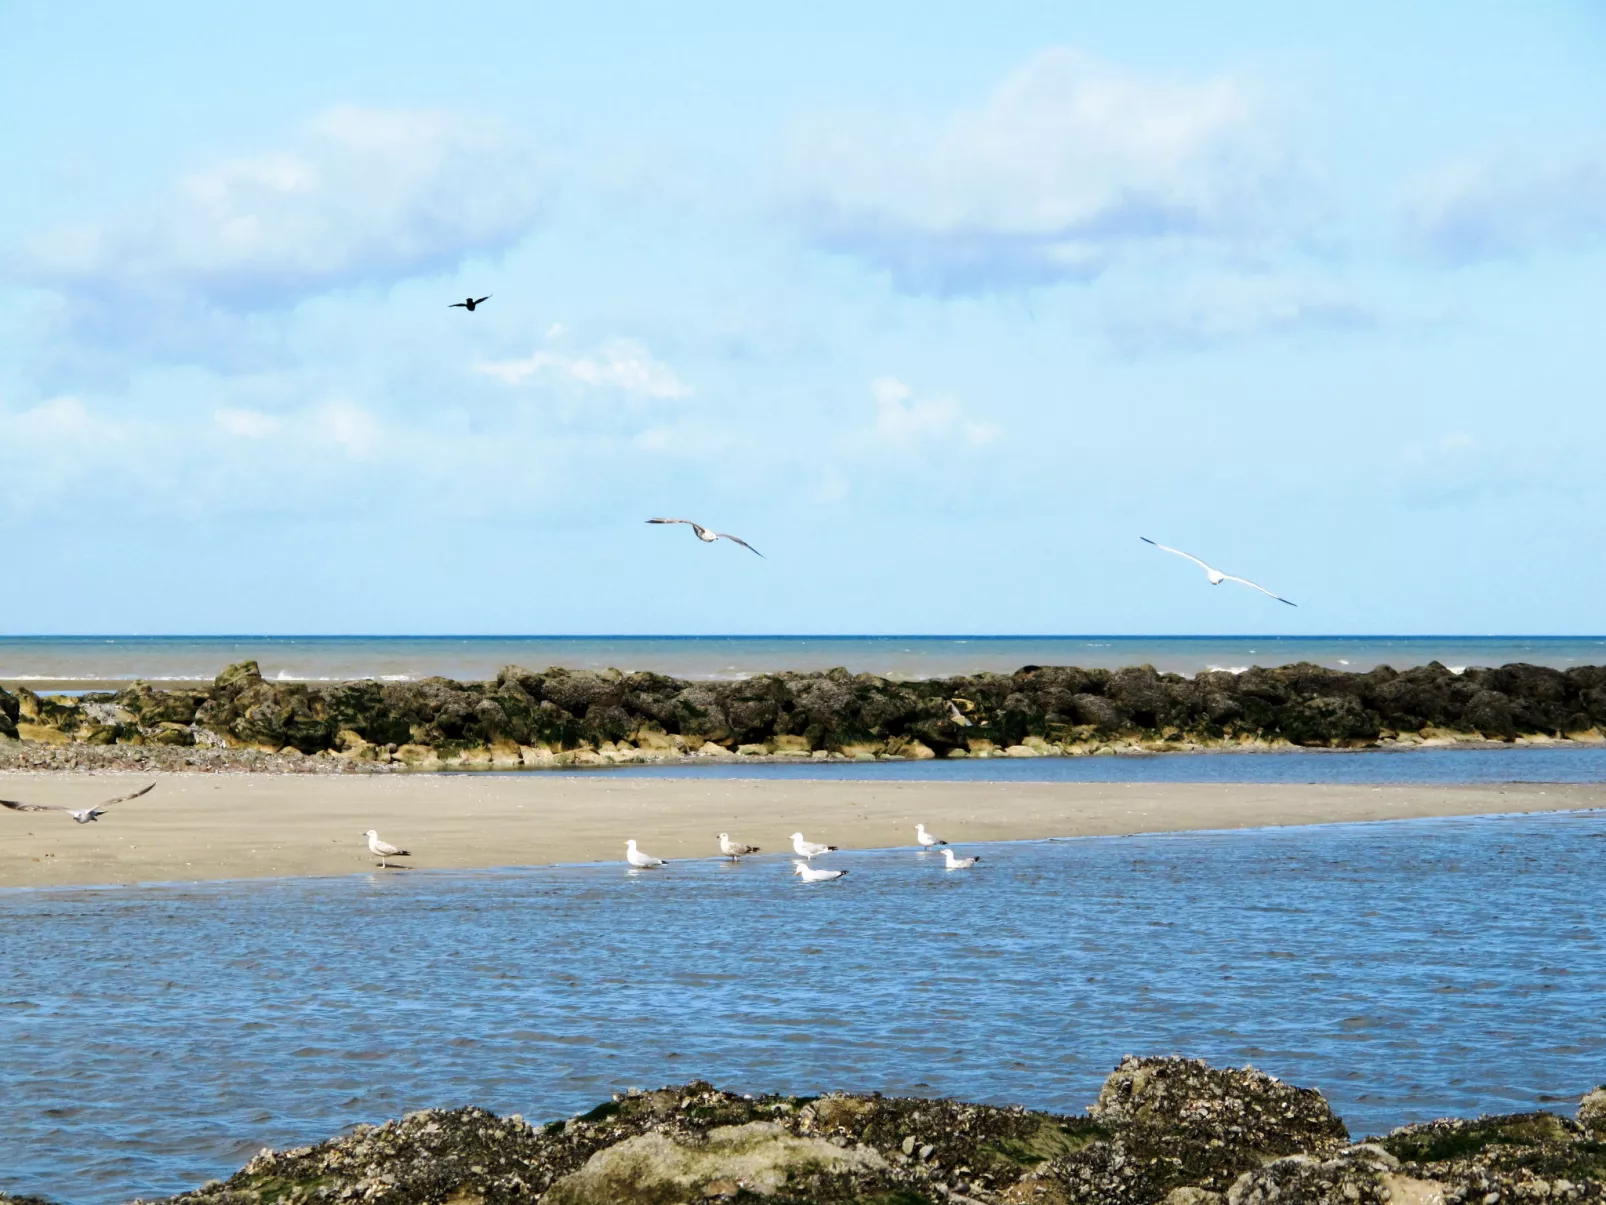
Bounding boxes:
[718,832,760,860]
[794,861,849,883]
[0,783,155,824]
[626,839,666,869]
[1140,537,1296,606]
[941,849,981,870]
[945,699,974,728]
[449,295,491,312]
[915,823,947,848]
[791,832,837,859]
[364,829,410,868]
[646,518,764,558]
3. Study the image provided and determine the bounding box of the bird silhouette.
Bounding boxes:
[449,295,491,312]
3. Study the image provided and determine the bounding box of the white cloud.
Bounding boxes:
[870,376,998,446]
[25,106,548,309]
[1407,147,1606,264]
[314,400,382,457]
[790,48,1294,293]
[478,338,691,398]
[214,407,279,438]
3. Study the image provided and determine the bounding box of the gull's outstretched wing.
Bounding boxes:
[715,532,764,558]
[1220,575,1297,606]
[97,783,156,810]
[0,799,69,813]
[474,295,491,305]
[448,302,469,308]
[1140,537,1214,572]
[646,518,695,526]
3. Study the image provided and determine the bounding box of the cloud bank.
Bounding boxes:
[25,107,549,310]
[790,49,1295,294]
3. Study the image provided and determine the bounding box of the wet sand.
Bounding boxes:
[0,772,1600,889]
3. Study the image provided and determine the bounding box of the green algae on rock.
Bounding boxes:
[2,658,1605,769]
[98,1058,1606,1205]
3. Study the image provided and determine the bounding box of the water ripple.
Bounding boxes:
[1,812,1604,1204]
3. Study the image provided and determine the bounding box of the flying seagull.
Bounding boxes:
[1140,537,1297,606]
[626,839,666,869]
[794,861,849,883]
[364,829,410,868]
[915,823,947,848]
[0,783,155,824]
[718,832,760,860]
[646,518,764,558]
[941,849,981,870]
[449,295,491,312]
[790,832,837,860]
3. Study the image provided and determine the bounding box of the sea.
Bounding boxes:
[4,635,1605,1203]
[0,634,1602,692]
[2,812,1603,1204]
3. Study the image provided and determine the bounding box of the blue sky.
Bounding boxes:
[1,1,1602,635]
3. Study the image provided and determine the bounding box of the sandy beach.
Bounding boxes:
[0,771,1599,889]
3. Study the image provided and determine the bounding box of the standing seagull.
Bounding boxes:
[794,862,849,883]
[941,849,981,871]
[449,295,491,312]
[945,699,974,728]
[626,839,666,869]
[718,833,760,860]
[790,832,837,860]
[646,518,764,558]
[1140,538,1297,606]
[364,829,410,869]
[915,823,947,848]
[0,783,155,824]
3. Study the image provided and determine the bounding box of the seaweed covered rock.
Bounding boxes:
[1579,1087,1606,1137]
[103,1063,1606,1205]
[152,1081,1103,1205]
[1380,1111,1606,1201]
[7,658,1606,765]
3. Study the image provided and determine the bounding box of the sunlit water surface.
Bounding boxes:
[3,812,1604,1204]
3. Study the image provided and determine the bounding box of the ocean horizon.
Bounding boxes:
[1,634,1603,692]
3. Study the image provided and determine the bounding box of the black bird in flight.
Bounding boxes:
[450,295,491,312]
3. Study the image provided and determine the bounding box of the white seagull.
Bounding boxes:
[364,829,410,868]
[1140,537,1296,606]
[718,832,760,860]
[945,698,974,727]
[0,783,155,824]
[790,832,837,859]
[794,861,849,883]
[626,839,666,869]
[941,849,981,870]
[646,518,764,558]
[915,823,947,848]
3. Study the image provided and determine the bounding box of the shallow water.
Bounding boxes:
[1,634,1602,690]
[3,812,1604,1204]
[556,744,1606,784]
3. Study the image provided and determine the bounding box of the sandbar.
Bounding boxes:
[0,772,1600,889]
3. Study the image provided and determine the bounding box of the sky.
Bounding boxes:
[1,1,1603,636]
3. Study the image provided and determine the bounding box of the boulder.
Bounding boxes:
[543,1121,889,1204]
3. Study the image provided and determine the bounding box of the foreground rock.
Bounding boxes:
[91,1057,1605,1204]
[2,658,1605,770]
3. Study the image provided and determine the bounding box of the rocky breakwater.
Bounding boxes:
[2,659,1605,770]
[10,1056,1590,1204]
